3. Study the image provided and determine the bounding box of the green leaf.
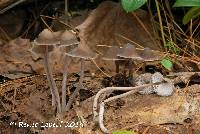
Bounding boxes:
[164,41,180,55]
[112,130,136,134]
[173,0,200,7]
[160,58,173,70]
[121,0,147,12]
[183,7,200,24]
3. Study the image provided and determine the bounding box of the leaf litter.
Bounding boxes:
[0,1,200,134]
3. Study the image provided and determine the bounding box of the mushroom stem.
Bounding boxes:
[43,46,61,113]
[61,56,71,112]
[65,58,85,112]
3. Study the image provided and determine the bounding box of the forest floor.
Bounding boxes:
[0,1,200,134]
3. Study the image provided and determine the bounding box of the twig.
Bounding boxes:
[91,59,111,77]
[99,103,108,133]
[93,82,163,122]
[115,33,144,49]
[0,0,26,14]
[142,126,150,134]
[132,12,160,49]
[155,0,166,45]
[97,82,163,133]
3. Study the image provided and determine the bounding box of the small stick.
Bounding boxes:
[65,59,85,111]
[0,0,26,14]
[91,59,111,77]
[98,82,163,133]
[99,102,108,133]
[93,82,163,122]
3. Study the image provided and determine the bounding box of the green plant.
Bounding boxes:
[173,0,200,24]
[195,131,200,134]
[164,41,180,55]
[160,58,173,71]
[121,0,147,12]
[112,130,136,134]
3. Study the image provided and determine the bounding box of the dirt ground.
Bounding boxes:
[0,73,200,134]
[0,1,200,134]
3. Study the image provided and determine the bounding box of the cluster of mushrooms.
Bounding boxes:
[30,29,98,114]
[30,29,161,114]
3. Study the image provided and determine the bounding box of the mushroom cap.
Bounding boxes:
[34,29,60,45]
[117,43,143,60]
[60,30,79,47]
[139,47,160,61]
[102,46,122,60]
[30,42,54,58]
[30,29,59,56]
[65,44,98,59]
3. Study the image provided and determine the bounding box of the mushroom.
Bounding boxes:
[138,47,161,72]
[59,30,79,112]
[65,43,97,111]
[30,29,61,113]
[102,46,121,61]
[60,30,79,47]
[102,46,124,73]
[117,43,142,76]
[139,47,160,61]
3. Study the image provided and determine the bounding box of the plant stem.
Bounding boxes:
[65,59,85,111]
[43,46,61,113]
[155,0,166,46]
[65,0,68,15]
[61,56,70,112]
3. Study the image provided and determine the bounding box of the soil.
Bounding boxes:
[0,1,200,134]
[0,73,200,134]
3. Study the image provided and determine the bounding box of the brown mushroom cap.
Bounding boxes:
[102,46,122,60]
[30,29,60,57]
[60,30,79,47]
[35,29,60,45]
[139,47,160,61]
[65,44,98,59]
[117,43,143,60]
[30,42,54,57]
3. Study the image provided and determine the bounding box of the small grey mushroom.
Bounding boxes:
[139,47,160,61]
[102,46,121,61]
[102,46,124,74]
[65,44,98,111]
[59,30,80,112]
[117,43,142,76]
[30,29,61,113]
[65,43,97,59]
[118,43,143,60]
[30,29,60,57]
[60,30,79,47]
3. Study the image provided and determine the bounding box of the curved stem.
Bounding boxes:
[93,82,163,122]
[61,56,71,112]
[65,58,85,111]
[43,46,61,113]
